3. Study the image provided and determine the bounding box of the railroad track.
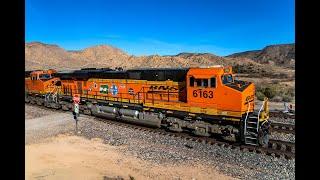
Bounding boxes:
[96,117,295,159]
[26,103,295,159]
[269,111,295,119]
[270,122,295,134]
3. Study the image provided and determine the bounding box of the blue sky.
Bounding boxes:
[26,0,294,56]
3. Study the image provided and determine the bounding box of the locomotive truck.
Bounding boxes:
[25,66,270,146]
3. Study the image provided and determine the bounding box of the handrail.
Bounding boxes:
[60,86,181,105]
[244,102,251,137]
[45,85,58,102]
[257,100,265,131]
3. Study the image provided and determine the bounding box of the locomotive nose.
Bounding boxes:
[242,83,255,112]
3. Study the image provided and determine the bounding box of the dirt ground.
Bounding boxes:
[25,105,236,180]
[26,135,234,180]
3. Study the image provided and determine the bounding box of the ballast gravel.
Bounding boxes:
[270,132,295,143]
[26,104,295,180]
[76,116,295,180]
[269,118,295,142]
[270,117,295,125]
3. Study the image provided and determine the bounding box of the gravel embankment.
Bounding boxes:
[25,105,75,144]
[271,118,295,125]
[77,117,295,179]
[25,104,56,119]
[270,132,295,143]
[26,104,295,179]
[269,118,295,142]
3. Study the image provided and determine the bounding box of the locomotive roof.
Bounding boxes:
[127,67,190,71]
[53,67,189,82]
[26,66,231,82]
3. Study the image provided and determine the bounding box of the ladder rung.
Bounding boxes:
[247,120,258,123]
[246,132,258,136]
[249,116,258,119]
[247,127,258,129]
[245,142,258,146]
[247,121,257,124]
[245,136,257,140]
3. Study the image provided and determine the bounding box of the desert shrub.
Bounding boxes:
[271,96,283,102]
[255,84,264,92]
[263,86,277,99]
[256,91,265,101]
[258,83,295,102]
[271,79,280,84]
[232,64,246,73]
[255,82,295,102]
[282,95,293,102]
[279,73,289,79]
[285,87,295,97]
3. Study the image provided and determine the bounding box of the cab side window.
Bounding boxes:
[190,78,209,88]
[196,79,201,87]
[210,77,216,88]
[202,79,208,87]
[190,77,195,87]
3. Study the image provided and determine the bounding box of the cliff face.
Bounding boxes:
[227,43,295,68]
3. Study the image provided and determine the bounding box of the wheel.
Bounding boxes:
[193,127,210,137]
[168,122,182,132]
[25,95,30,103]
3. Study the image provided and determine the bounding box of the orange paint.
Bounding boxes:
[26,66,256,117]
[25,70,59,94]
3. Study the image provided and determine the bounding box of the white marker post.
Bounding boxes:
[73,94,80,131]
[74,103,79,114]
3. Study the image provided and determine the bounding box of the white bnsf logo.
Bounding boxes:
[110,84,118,95]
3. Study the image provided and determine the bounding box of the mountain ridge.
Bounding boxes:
[25,42,295,79]
[227,43,295,68]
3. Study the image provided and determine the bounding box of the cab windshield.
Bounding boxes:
[222,74,233,84]
[39,74,51,80]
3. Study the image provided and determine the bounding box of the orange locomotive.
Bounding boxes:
[25,69,62,108]
[25,66,270,146]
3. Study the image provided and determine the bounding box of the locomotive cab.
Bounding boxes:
[187,66,255,116]
[186,66,270,146]
[25,69,60,94]
[30,72,51,81]
[29,69,56,81]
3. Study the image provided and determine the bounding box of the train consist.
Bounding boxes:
[25,66,270,146]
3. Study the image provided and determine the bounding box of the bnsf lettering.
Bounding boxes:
[149,85,179,91]
[245,95,254,102]
[193,89,213,98]
[244,95,254,104]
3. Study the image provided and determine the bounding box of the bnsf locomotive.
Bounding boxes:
[25,66,270,146]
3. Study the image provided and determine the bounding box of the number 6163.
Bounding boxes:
[193,90,213,98]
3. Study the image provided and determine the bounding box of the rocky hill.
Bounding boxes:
[227,43,295,68]
[25,42,242,70]
[25,42,295,78]
[25,42,130,70]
